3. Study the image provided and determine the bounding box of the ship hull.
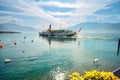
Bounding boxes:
[39,30,76,37]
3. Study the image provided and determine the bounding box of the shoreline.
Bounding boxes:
[0,31,21,34]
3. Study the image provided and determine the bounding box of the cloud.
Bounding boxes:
[0,0,60,24]
[38,0,118,24]
[36,1,83,8]
[0,16,23,23]
[47,11,74,16]
[0,0,119,29]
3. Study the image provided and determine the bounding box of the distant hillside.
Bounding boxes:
[69,22,120,33]
[0,23,37,32]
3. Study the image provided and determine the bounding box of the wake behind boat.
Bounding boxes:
[39,24,77,37]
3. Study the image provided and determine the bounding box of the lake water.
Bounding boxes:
[0,33,120,80]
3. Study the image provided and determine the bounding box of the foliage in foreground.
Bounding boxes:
[69,70,120,80]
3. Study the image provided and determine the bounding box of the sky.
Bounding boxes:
[0,0,120,30]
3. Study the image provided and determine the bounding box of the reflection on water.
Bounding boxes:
[41,36,77,49]
[50,67,68,80]
[42,36,76,43]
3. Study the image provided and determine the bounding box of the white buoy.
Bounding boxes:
[93,57,99,62]
[4,59,12,63]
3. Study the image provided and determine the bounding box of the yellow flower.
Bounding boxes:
[69,72,83,80]
[69,70,120,80]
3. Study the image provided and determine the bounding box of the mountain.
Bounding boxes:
[68,22,120,34]
[0,23,37,32]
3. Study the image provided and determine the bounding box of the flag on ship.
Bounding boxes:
[78,28,82,32]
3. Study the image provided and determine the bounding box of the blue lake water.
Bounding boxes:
[0,33,120,80]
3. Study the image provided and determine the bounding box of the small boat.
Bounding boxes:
[4,59,12,63]
[39,24,76,37]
